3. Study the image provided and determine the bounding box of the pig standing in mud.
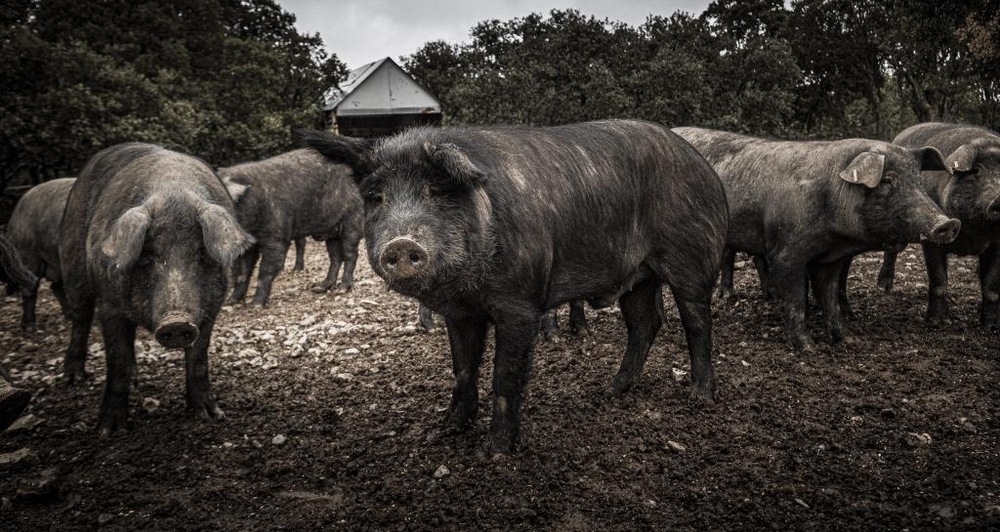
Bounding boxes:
[59,143,254,434]
[301,119,729,453]
[674,127,960,351]
[219,149,363,306]
[877,123,1000,327]
[7,177,75,330]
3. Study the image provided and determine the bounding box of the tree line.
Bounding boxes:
[403,0,1000,141]
[0,0,345,189]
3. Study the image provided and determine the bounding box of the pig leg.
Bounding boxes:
[337,224,362,291]
[96,316,136,436]
[922,244,950,324]
[51,281,68,310]
[227,246,260,304]
[753,255,777,298]
[539,310,559,341]
[668,284,717,401]
[837,257,854,320]
[444,316,487,433]
[877,251,899,293]
[810,260,849,344]
[63,304,94,383]
[19,283,38,331]
[293,237,306,271]
[568,300,588,335]
[718,247,736,300]
[251,241,290,305]
[770,256,814,351]
[310,239,342,293]
[185,320,224,420]
[611,278,664,395]
[488,310,541,453]
[977,244,1000,329]
[418,304,435,331]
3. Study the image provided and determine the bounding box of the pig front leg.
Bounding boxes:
[444,316,488,433]
[978,244,1000,329]
[488,310,541,454]
[837,258,855,320]
[227,246,260,305]
[922,244,951,324]
[185,320,224,420]
[293,237,306,271]
[770,256,814,351]
[810,260,850,344]
[19,283,38,331]
[568,300,588,335]
[418,304,435,331]
[64,304,94,383]
[96,315,136,436]
[311,239,343,293]
[251,241,290,305]
[877,250,899,293]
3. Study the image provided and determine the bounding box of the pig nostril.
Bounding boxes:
[409,252,423,264]
[385,252,398,267]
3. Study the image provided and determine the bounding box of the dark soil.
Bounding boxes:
[1,242,997,531]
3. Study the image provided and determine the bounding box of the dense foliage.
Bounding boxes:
[404,1,1000,139]
[0,0,346,187]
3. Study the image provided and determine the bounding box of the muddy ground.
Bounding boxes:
[0,241,997,531]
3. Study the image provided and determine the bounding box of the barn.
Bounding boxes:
[323,57,443,137]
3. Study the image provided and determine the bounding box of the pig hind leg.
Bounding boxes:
[718,247,736,300]
[809,260,850,344]
[63,303,94,383]
[877,251,899,293]
[568,300,588,335]
[250,241,289,305]
[337,223,362,291]
[611,277,664,395]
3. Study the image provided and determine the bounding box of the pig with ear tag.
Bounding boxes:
[59,143,254,436]
[674,127,959,351]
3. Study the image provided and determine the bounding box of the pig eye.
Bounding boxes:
[365,191,384,205]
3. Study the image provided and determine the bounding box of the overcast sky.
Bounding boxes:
[277,1,713,69]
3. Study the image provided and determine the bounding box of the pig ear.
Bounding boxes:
[100,205,151,275]
[225,180,249,202]
[944,145,977,173]
[295,129,375,181]
[423,142,486,187]
[198,203,255,268]
[839,152,885,188]
[911,146,947,172]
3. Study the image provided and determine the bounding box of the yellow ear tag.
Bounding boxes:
[853,169,858,182]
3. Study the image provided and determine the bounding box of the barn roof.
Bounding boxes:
[323,57,442,117]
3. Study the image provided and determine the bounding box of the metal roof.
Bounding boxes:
[323,57,442,116]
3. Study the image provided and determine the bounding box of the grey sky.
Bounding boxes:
[277,1,713,69]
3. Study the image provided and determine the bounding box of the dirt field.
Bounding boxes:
[1,241,997,531]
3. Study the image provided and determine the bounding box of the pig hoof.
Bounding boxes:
[609,374,634,396]
[718,288,735,301]
[96,411,128,437]
[877,279,893,293]
[64,368,91,385]
[309,283,331,294]
[689,384,716,403]
[571,327,589,337]
[484,434,515,455]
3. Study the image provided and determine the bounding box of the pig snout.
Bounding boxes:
[379,237,429,281]
[154,314,200,349]
[921,216,961,244]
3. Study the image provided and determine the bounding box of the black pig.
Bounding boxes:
[219,149,363,305]
[675,127,960,351]
[877,123,1000,327]
[300,120,729,453]
[59,143,254,435]
[7,177,75,329]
